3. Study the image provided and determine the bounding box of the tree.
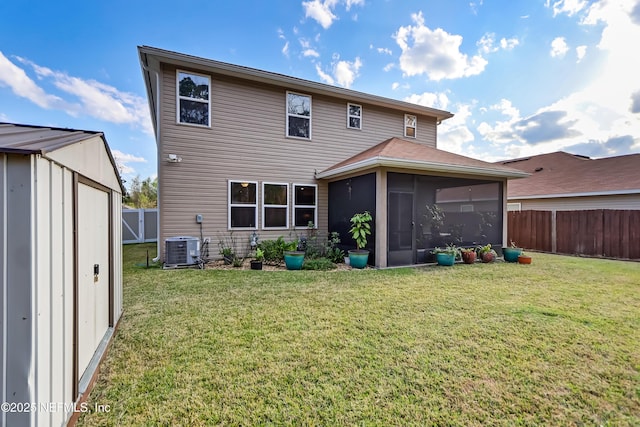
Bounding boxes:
[124,175,157,208]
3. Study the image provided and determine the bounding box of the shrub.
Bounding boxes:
[302,258,336,271]
[258,237,287,264]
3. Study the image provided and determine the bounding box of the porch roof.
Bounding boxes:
[316,138,529,180]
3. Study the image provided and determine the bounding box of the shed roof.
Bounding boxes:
[0,123,125,193]
[498,151,640,198]
[316,137,529,179]
[138,45,454,138]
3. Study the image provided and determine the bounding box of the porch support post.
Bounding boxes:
[502,179,508,248]
[375,168,388,268]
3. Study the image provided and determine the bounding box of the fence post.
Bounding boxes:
[551,210,557,253]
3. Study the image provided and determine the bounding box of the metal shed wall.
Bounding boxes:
[0,149,123,427]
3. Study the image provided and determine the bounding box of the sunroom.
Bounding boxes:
[316,138,529,267]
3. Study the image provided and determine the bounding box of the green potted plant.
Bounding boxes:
[250,248,264,270]
[460,247,477,264]
[502,240,523,263]
[283,240,304,270]
[477,243,497,263]
[348,211,372,269]
[432,243,459,266]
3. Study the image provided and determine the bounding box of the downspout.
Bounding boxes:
[139,57,162,263]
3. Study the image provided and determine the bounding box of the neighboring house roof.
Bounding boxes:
[498,151,640,199]
[0,122,125,193]
[138,45,454,137]
[316,137,529,180]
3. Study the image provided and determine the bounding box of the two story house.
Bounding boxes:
[138,46,527,267]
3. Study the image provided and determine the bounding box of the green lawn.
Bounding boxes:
[78,244,640,426]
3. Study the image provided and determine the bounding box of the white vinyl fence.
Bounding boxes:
[122,208,158,244]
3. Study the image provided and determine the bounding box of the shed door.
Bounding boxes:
[77,182,110,378]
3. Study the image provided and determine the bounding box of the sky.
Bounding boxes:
[1,0,639,189]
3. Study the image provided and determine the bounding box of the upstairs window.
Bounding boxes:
[286,92,311,139]
[177,70,210,126]
[293,184,317,228]
[228,181,257,229]
[262,182,289,229]
[404,114,417,138]
[347,103,362,130]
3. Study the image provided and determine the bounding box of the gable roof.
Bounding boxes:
[498,151,640,198]
[316,137,529,179]
[0,122,125,193]
[138,46,454,137]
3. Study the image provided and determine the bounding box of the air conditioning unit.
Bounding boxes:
[165,236,200,267]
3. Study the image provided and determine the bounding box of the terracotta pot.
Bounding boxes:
[518,255,532,264]
[461,251,476,264]
[482,252,495,263]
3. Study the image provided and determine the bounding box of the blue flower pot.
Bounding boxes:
[348,250,370,269]
[436,252,455,266]
[284,251,305,270]
[503,247,522,263]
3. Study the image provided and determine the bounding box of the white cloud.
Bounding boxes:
[383,62,395,72]
[112,149,146,175]
[3,53,152,134]
[550,36,569,57]
[0,52,70,110]
[576,45,587,62]
[282,41,290,57]
[303,0,338,29]
[377,47,393,55]
[437,103,476,155]
[393,11,488,80]
[500,37,519,50]
[315,56,362,88]
[302,0,365,28]
[303,49,320,57]
[550,0,587,17]
[315,64,335,85]
[404,91,450,110]
[391,82,400,90]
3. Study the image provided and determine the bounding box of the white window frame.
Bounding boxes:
[262,182,289,230]
[176,69,211,127]
[404,114,417,138]
[347,102,362,130]
[460,204,475,213]
[507,202,522,212]
[293,183,318,229]
[286,91,312,140]
[228,180,258,230]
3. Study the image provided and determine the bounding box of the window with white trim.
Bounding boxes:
[228,181,257,229]
[293,184,317,228]
[347,103,362,130]
[286,91,311,139]
[262,182,289,229]
[404,114,417,138]
[177,70,210,126]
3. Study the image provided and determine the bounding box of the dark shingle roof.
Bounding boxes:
[498,151,640,198]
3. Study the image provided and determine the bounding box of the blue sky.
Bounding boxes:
[1,0,639,188]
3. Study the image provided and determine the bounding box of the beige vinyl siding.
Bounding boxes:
[158,64,438,256]
[513,194,640,211]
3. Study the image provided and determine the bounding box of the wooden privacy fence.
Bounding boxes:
[508,209,640,260]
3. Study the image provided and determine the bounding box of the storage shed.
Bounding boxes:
[0,123,124,427]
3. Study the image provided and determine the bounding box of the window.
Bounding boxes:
[404,114,417,138]
[177,70,210,126]
[347,103,362,130]
[293,184,317,228]
[286,91,311,139]
[262,182,289,229]
[228,181,257,229]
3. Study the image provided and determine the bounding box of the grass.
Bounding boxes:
[78,244,640,426]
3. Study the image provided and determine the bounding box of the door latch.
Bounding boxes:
[94,264,99,283]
